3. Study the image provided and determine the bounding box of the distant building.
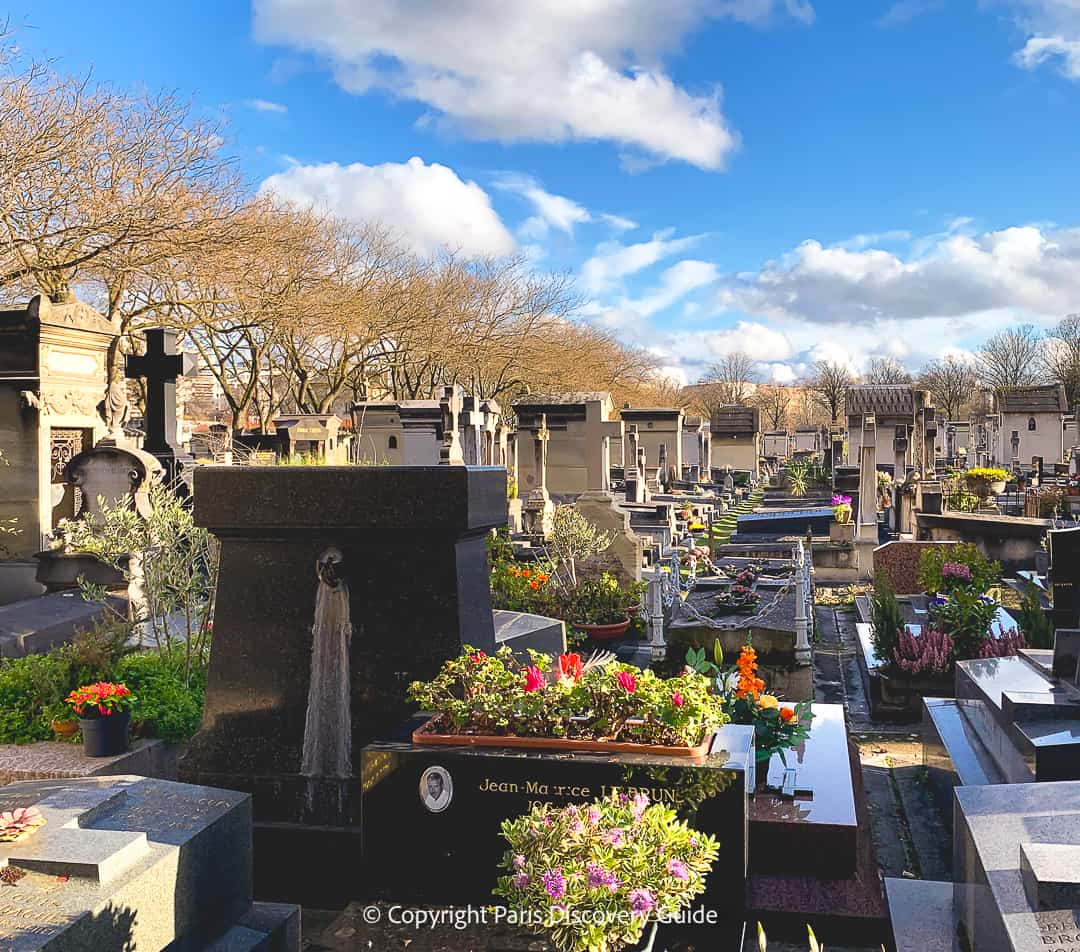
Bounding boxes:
[845,384,935,475]
[990,384,1068,469]
[710,405,762,477]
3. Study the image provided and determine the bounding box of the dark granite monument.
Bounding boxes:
[1049,525,1080,630]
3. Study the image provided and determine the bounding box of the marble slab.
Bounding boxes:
[886,878,955,952]
[1020,842,1080,911]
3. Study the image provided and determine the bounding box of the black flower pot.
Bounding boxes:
[79,711,131,758]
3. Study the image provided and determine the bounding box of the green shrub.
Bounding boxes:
[918,543,1000,595]
[115,650,207,743]
[933,588,998,661]
[870,572,905,666]
[1018,582,1054,650]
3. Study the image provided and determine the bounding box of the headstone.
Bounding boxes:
[1032,455,1044,488]
[61,444,164,521]
[124,328,197,489]
[658,443,670,491]
[857,415,877,542]
[438,384,465,465]
[624,425,646,504]
[1053,629,1080,684]
[1049,526,1080,629]
[180,465,537,905]
[523,414,553,537]
[0,774,298,950]
[723,468,735,494]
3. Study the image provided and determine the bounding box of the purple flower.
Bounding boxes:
[587,807,601,826]
[942,561,972,580]
[569,818,585,834]
[666,858,689,881]
[629,888,656,917]
[542,868,566,901]
[631,792,649,818]
[513,854,526,870]
[831,493,852,506]
[605,828,625,847]
[513,872,530,889]
[587,863,609,889]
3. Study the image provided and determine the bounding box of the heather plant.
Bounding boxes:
[408,646,727,748]
[893,626,953,677]
[977,627,1027,659]
[918,543,1000,596]
[495,793,719,952]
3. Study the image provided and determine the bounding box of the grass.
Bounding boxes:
[709,486,765,547]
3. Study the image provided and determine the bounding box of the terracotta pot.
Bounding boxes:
[412,717,712,759]
[573,618,631,640]
[51,720,78,739]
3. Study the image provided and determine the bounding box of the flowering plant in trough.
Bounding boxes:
[495,792,719,952]
[408,646,728,748]
[64,682,135,720]
[831,493,852,524]
[893,625,954,677]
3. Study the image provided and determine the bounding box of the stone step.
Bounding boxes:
[203,902,301,952]
[884,878,954,952]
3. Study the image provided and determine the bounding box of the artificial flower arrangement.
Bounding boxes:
[0,807,45,843]
[713,584,760,614]
[718,562,764,582]
[65,682,135,719]
[831,493,852,524]
[409,647,728,751]
[686,642,812,766]
[495,792,719,952]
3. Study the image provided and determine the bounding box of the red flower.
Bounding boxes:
[779,706,796,723]
[470,651,487,664]
[616,671,637,694]
[523,666,546,693]
[672,690,685,707]
[558,653,583,683]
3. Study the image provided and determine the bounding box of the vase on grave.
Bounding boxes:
[79,711,130,757]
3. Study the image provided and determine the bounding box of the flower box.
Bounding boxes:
[411,715,715,759]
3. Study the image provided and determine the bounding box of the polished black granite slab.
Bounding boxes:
[361,720,755,926]
[955,780,1080,952]
[749,704,857,878]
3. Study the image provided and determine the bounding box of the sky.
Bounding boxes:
[11,1,1080,386]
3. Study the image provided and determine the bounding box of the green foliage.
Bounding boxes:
[495,793,719,952]
[870,572,905,666]
[564,573,636,626]
[409,646,728,748]
[932,588,998,661]
[548,507,615,586]
[490,559,559,616]
[917,543,1000,596]
[1018,582,1054,650]
[0,618,207,745]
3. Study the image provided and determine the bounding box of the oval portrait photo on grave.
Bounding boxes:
[419,765,453,813]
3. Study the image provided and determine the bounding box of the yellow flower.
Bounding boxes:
[758,694,779,710]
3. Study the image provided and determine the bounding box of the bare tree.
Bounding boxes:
[978,325,1043,392]
[700,352,758,411]
[752,384,792,430]
[865,356,911,385]
[1041,314,1080,408]
[807,360,854,425]
[918,355,979,420]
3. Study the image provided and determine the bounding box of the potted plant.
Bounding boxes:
[565,574,633,640]
[712,585,760,615]
[409,647,728,757]
[494,792,720,952]
[831,493,852,524]
[45,701,79,739]
[65,682,136,757]
[965,467,1009,502]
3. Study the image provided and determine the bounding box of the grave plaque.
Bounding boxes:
[1054,629,1080,684]
[1050,527,1080,630]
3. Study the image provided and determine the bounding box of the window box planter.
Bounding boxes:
[411,715,714,760]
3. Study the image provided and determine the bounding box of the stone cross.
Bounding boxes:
[439,385,465,465]
[858,415,878,541]
[124,329,196,455]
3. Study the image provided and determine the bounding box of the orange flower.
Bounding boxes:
[735,644,764,700]
[508,566,520,576]
[537,573,549,583]
[529,580,539,589]
[779,706,796,723]
[522,569,532,579]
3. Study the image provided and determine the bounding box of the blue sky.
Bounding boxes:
[12,1,1080,384]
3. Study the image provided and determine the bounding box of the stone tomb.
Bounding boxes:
[361,719,754,946]
[0,774,297,950]
[181,464,564,905]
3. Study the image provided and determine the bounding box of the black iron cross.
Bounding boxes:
[125,329,196,454]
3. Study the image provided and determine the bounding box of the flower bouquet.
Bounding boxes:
[409,647,729,757]
[831,493,852,524]
[495,793,719,952]
[65,681,136,757]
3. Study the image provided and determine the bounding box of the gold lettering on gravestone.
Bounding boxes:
[476,777,680,810]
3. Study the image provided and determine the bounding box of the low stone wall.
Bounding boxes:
[913,511,1051,573]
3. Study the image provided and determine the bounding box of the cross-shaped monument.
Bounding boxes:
[125,328,197,484]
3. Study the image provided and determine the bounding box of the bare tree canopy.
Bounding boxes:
[752,384,791,430]
[697,352,758,412]
[978,325,1043,392]
[865,356,911,385]
[1042,314,1080,408]
[918,355,979,420]
[807,360,854,424]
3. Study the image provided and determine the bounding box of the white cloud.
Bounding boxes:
[582,232,705,293]
[1001,1,1080,78]
[714,223,1080,325]
[253,0,813,169]
[245,98,289,114]
[624,260,718,317]
[1015,34,1080,77]
[494,175,591,236]
[600,213,638,233]
[260,156,515,257]
[876,0,943,27]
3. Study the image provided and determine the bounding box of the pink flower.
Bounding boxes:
[666,858,689,881]
[513,854,526,870]
[523,666,546,693]
[542,868,566,900]
[513,872,530,889]
[616,671,637,694]
[587,806,601,826]
[629,888,656,917]
[605,828,625,847]
[469,651,487,664]
[631,792,649,818]
[672,690,685,707]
